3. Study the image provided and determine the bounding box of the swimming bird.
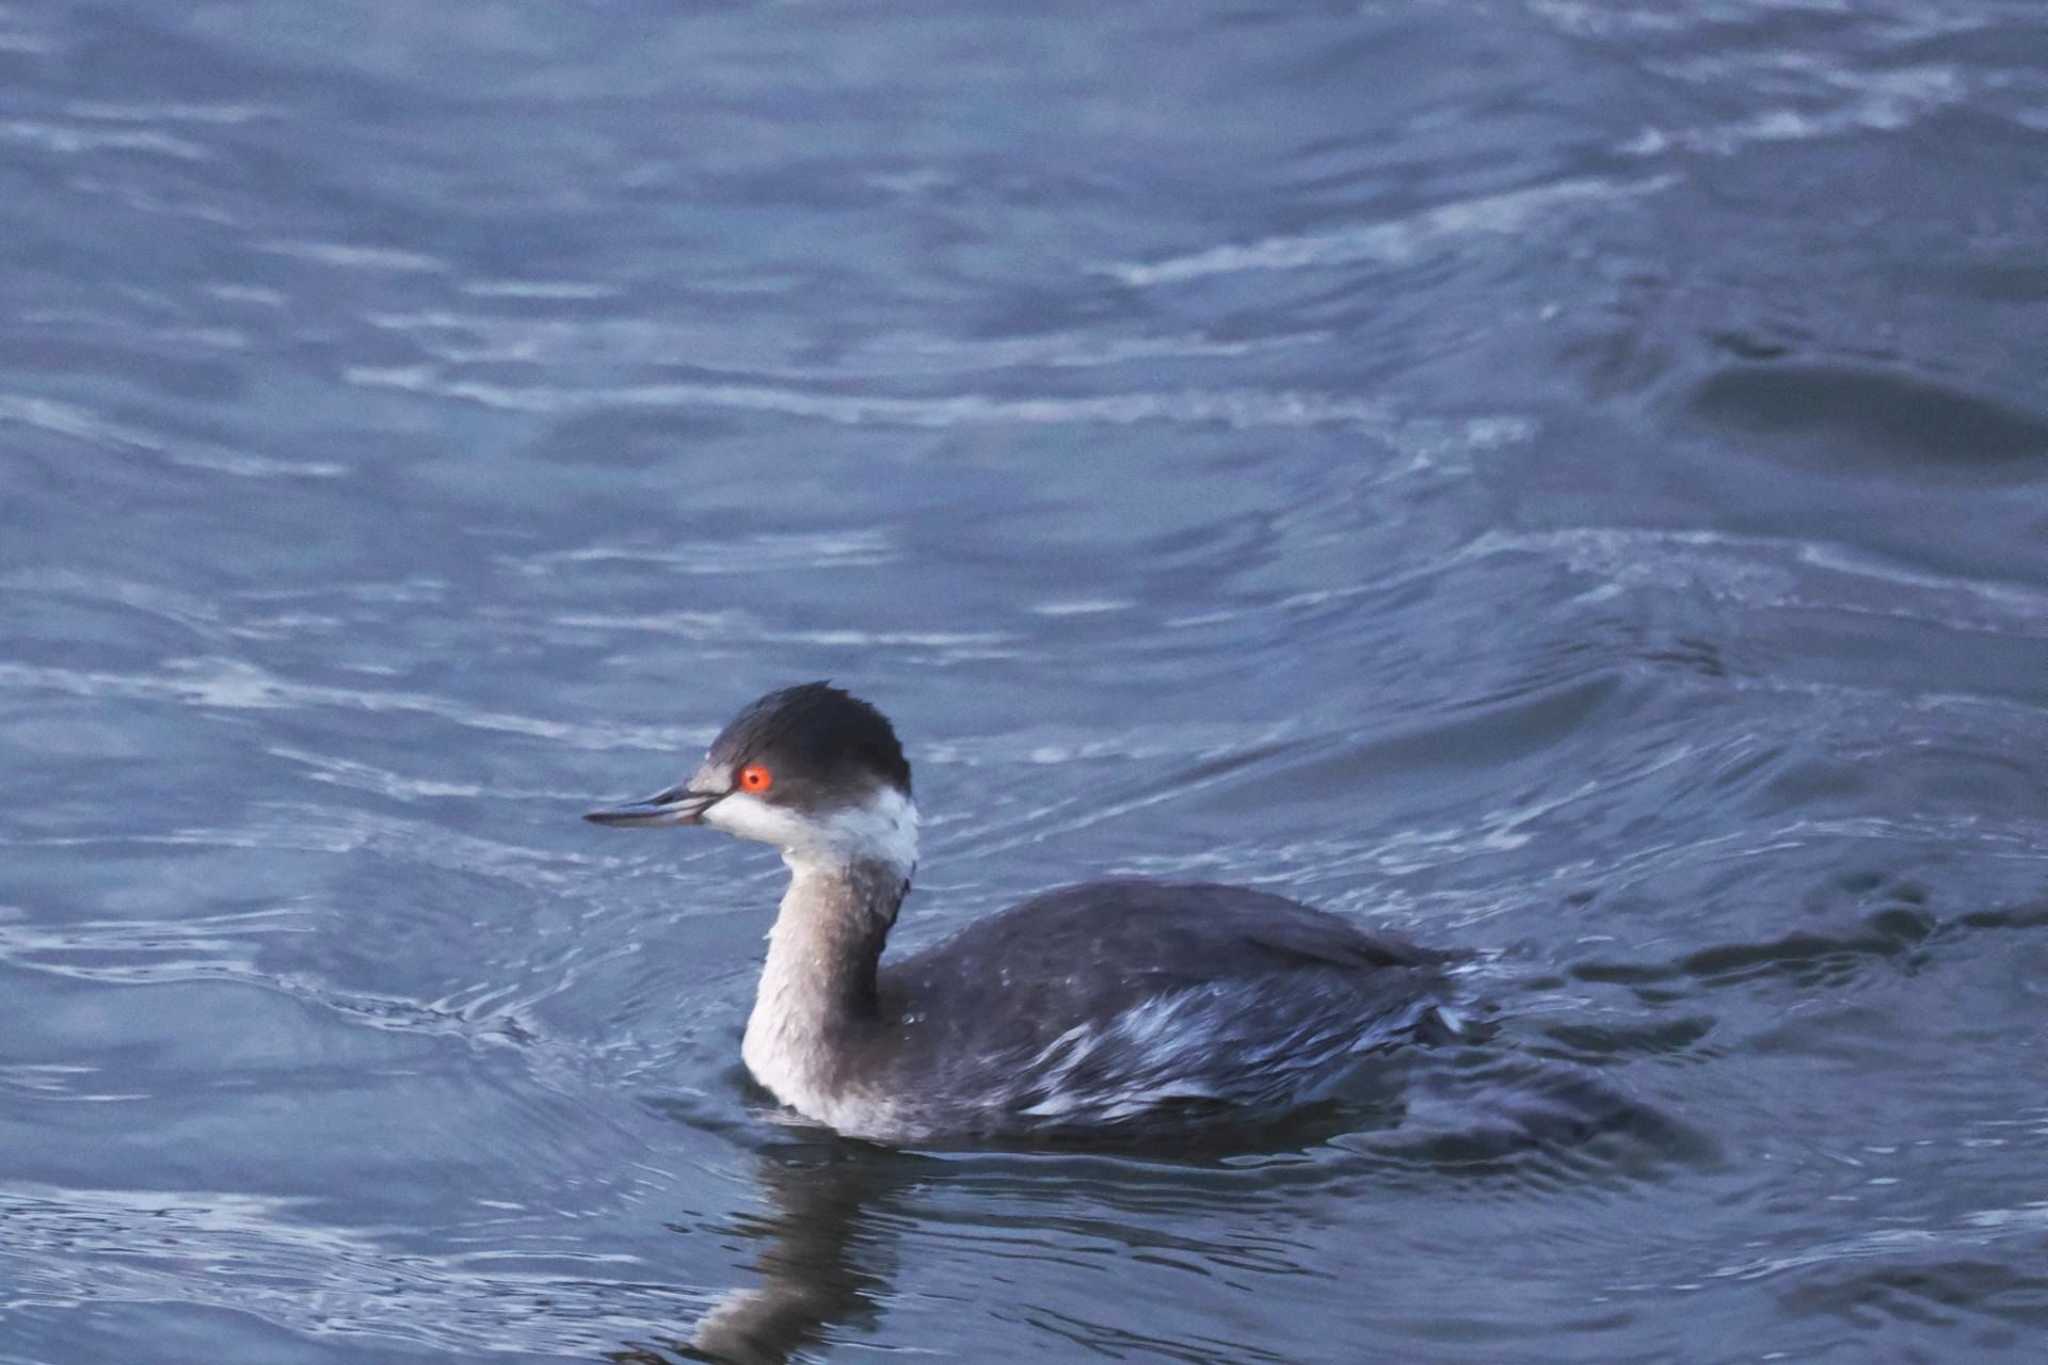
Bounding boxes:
[586,683,1455,1144]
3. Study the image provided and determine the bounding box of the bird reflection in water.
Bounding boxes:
[599,1022,1709,1362]
[608,1138,909,1365]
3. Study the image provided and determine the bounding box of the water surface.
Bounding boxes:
[3,1,2047,1361]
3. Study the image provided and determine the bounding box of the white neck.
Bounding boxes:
[741,855,908,1120]
[709,784,919,1122]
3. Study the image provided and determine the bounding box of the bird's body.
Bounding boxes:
[587,684,1456,1146]
[859,880,1447,1142]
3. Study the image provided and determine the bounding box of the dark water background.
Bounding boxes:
[4,2,2048,1361]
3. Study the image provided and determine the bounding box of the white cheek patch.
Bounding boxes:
[705,790,815,848]
[705,784,920,878]
[823,784,919,875]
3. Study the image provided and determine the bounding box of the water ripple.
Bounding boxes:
[1468,526,2048,641]
[0,392,346,478]
[0,1183,705,1360]
[0,117,210,160]
[0,657,694,751]
[1106,177,1677,287]
[345,364,1531,453]
[1626,62,1970,157]
[510,529,899,576]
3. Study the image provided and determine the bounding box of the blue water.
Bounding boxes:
[4,2,2047,1361]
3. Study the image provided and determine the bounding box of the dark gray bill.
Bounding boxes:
[583,784,724,827]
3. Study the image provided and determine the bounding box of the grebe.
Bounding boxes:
[586,683,1456,1144]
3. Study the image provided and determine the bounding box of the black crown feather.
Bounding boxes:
[708,682,911,795]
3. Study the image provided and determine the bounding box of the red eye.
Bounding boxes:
[737,764,774,793]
